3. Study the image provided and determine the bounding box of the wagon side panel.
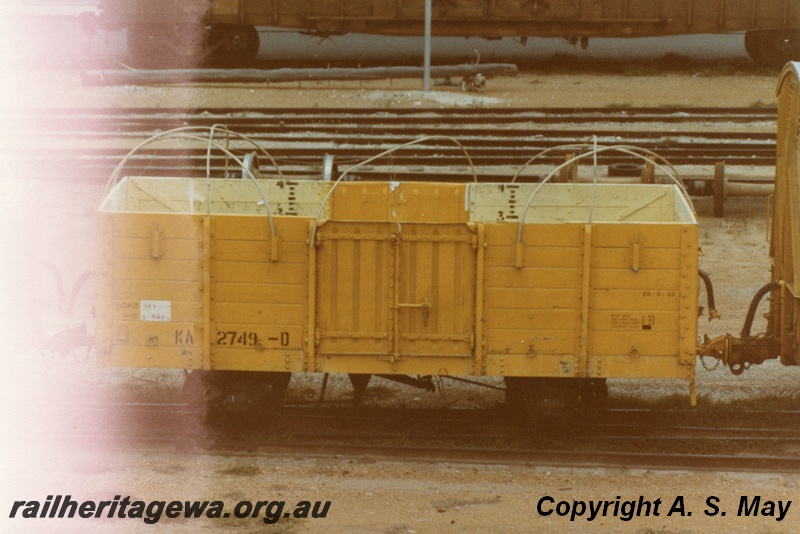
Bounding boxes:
[209,216,309,373]
[482,223,583,378]
[588,224,698,379]
[96,212,204,369]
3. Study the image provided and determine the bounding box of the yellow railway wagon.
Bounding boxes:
[769,62,800,367]
[97,176,699,411]
[698,62,800,375]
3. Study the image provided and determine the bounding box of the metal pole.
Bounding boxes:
[424,0,432,91]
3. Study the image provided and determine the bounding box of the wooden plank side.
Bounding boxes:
[485,267,581,289]
[97,346,196,369]
[211,323,304,350]
[592,268,681,290]
[315,336,392,356]
[590,355,686,379]
[213,240,308,264]
[591,331,680,356]
[485,245,582,268]
[486,354,580,377]
[590,310,680,333]
[485,309,578,331]
[592,288,680,311]
[593,224,683,248]
[112,237,201,261]
[214,282,306,305]
[485,221,584,248]
[213,303,306,327]
[106,322,201,352]
[592,247,681,270]
[110,212,202,239]
[214,260,308,284]
[210,349,306,372]
[487,329,577,355]
[113,258,203,282]
[213,215,310,242]
[485,288,580,310]
[113,280,202,301]
[111,300,202,323]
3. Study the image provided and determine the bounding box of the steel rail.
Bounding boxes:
[9,106,777,187]
[43,400,800,473]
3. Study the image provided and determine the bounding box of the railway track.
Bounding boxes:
[51,402,800,473]
[8,107,777,183]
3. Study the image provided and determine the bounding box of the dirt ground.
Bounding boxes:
[2,66,800,533]
[1,67,781,110]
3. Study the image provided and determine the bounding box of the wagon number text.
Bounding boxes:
[215,330,290,347]
[641,291,676,297]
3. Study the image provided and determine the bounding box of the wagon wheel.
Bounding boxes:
[745,30,800,68]
[183,370,291,426]
[182,370,209,421]
[242,371,292,424]
[583,378,608,413]
[771,30,800,68]
[207,24,260,66]
[505,377,606,433]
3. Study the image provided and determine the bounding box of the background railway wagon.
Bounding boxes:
[96,175,699,416]
[695,62,800,374]
[92,0,800,65]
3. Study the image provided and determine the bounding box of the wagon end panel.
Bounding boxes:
[772,63,800,366]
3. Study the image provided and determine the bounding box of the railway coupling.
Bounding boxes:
[698,282,782,375]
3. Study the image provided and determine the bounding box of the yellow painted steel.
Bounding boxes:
[96,177,698,385]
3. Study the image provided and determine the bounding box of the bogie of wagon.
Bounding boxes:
[182,369,291,424]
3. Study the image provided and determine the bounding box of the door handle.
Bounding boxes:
[396,298,431,325]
